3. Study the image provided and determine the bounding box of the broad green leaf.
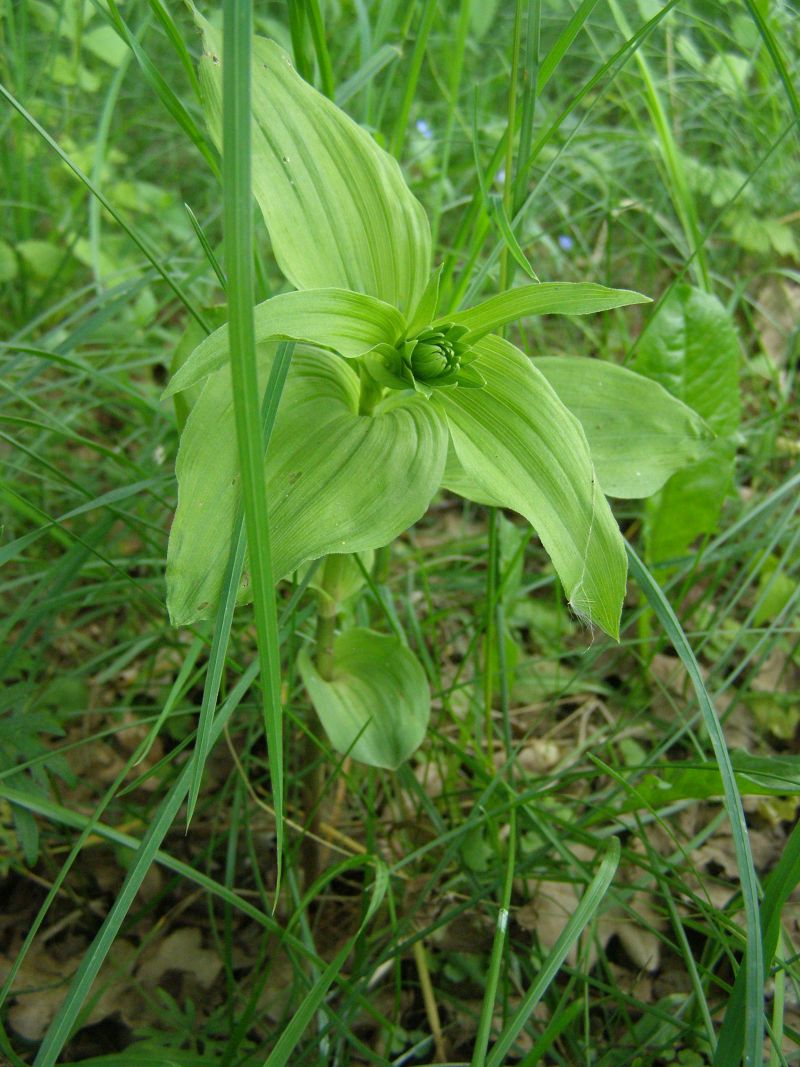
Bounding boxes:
[197,18,431,314]
[17,239,63,279]
[632,285,740,433]
[631,284,741,560]
[169,306,228,429]
[644,441,737,561]
[0,239,17,282]
[167,349,447,626]
[536,356,713,498]
[617,750,800,814]
[83,25,130,66]
[447,282,650,342]
[438,335,627,639]
[298,628,430,769]
[471,0,501,40]
[511,657,607,704]
[443,439,503,509]
[163,288,405,397]
[753,556,798,627]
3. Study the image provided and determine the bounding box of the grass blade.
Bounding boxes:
[486,837,621,1066]
[335,44,401,107]
[389,0,438,159]
[186,341,294,826]
[742,0,800,128]
[0,641,202,1012]
[716,815,800,1063]
[472,809,517,1067]
[607,0,710,292]
[103,0,220,177]
[184,202,227,289]
[264,858,389,1066]
[221,0,285,886]
[30,662,259,1067]
[627,543,764,1067]
[146,0,204,102]
[304,0,334,99]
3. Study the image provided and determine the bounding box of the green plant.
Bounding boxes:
[165,12,712,769]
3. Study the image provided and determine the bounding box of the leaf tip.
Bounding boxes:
[568,589,622,643]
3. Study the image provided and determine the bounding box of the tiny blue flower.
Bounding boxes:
[415,118,433,139]
[558,234,574,251]
[495,167,506,186]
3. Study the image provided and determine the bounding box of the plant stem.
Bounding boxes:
[222,0,285,888]
[483,507,498,759]
[314,601,337,682]
[357,361,384,415]
[373,544,391,584]
[389,0,439,160]
[499,0,524,296]
[430,0,472,249]
[302,584,337,885]
[412,939,446,1062]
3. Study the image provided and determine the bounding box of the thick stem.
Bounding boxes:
[314,603,337,681]
[357,361,384,416]
[302,574,339,884]
[373,543,391,585]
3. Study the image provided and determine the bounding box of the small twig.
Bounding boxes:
[317,756,352,872]
[413,938,447,1063]
[223,725,360,860]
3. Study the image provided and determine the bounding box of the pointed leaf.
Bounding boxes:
[197,18,431,313]
[437,335,627,638]
[406,266,442,337]
[644,441,737,561]
[298,628,430,769]
[443,439,502,508]
[487,194,539,282]
[167,349,447,626]
[631,284,741,560]
[632,285,741,434]
[536,356,714,498]
[447,282,650,342]
[164,288,405,397]
[168,306,228,425]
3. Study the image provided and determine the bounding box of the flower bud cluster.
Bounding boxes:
[402,323,471,385]
[363,322,484,398]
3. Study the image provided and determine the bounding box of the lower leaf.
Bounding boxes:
[644,440,736,562]
[163,287,406,398]
[166,347,447,626]
[298,628,430,769]
[438,335,627,639]
[536,356,714,498]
